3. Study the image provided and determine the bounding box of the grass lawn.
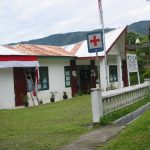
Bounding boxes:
[0,95,149,150]
[98,107,150,150]
[0,95,93,150]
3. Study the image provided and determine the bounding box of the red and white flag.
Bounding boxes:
[33,66,39,96]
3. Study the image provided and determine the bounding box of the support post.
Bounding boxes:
[91,88,103,123]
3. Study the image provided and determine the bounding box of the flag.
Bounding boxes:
[35,66,39,84]
[33,66,39,96]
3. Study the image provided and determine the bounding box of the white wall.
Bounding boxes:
[0,68,15,109]
[30,58,72,105]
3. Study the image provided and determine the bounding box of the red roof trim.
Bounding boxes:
[0,55,38,61]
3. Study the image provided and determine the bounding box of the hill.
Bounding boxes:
[9,20,150,46]
[128,20,150,35]
[9,28,113,46]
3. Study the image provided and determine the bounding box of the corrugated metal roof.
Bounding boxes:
[62,27,126,58]
[5,44,73,56]
[0,45,22,55]
[0,27,126,58]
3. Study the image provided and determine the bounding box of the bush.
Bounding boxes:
[130,72,138,85]
[143,68,150,79]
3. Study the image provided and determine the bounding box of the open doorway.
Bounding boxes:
[13,68,27,106]
[13,67,36,106]
[80,69,90,94]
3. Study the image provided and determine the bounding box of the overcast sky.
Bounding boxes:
[0,0,150,45]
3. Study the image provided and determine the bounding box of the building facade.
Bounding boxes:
[0,27,128,109]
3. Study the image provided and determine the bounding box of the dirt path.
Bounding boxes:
[60,125,124,150]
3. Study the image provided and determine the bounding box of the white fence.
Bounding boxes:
[102,82,150,115]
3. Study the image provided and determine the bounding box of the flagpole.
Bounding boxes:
[96,52,101,88]
[98,0,108,90]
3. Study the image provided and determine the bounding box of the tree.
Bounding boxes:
[127,32,139,45]
[148,26,150,42]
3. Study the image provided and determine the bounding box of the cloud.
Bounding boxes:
[0,0,150,44]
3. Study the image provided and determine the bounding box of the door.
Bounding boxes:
[80,70,90,94]
[122,60,128,87]
[13,68,27,106]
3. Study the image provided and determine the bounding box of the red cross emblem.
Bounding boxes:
[87,32,104,53]
[90,35,100,46]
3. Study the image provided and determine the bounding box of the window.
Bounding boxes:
[109,65,118,82]
[38,67,49,90]
[64,66,71,87]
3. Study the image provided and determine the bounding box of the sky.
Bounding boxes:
[0,0,150,45]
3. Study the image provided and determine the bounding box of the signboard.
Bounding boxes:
[127,54,138,73]
[87,31,104,53]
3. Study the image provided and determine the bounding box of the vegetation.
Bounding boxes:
[9,28,113,46]
[143,68,150,78]
[0,95,93,150]
[0,95,149,149]
[98,108,150,150]
[9,20,150,46]
[130,72,140,85]
[127,20,150,35]
[127,25,150,82]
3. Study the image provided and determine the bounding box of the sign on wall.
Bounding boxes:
[127,54,138,73]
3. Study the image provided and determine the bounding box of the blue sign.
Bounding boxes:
[87,31,104,53]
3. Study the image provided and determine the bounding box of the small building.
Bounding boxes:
[0,27,128,109]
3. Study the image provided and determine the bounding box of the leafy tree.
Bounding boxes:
[127,31,150,80]
[127,32,139,45]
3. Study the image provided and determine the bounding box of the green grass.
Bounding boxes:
[100,96,150,125]
[98,107,150,150]
[0,95,149,150]
[0,95,93,150]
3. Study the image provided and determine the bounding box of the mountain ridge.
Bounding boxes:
[8,20,150,46]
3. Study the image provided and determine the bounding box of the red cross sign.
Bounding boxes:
[90,35,100,47]
[87,31,104,53]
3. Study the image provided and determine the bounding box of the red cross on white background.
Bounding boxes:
[87,32,103,53]
[90,35,100,46]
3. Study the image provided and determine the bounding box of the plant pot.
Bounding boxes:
[39,100,43,105]
[24,102,29,107]
[50,98,55,102]
[63,95,68,99]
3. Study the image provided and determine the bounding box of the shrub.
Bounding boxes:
[143,68,150,79]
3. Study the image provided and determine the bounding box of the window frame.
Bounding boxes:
[109,65,118,82]
[38,66,49,91]
[64,66,71,87]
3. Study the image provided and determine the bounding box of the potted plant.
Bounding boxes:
[39,99,43,105]
[63,91,68,99]
[50,91,57,102]
[23,95,29,107]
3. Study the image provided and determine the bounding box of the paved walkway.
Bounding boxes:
[60,125,124,150]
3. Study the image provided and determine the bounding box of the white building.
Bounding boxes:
[0,27,128,109]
